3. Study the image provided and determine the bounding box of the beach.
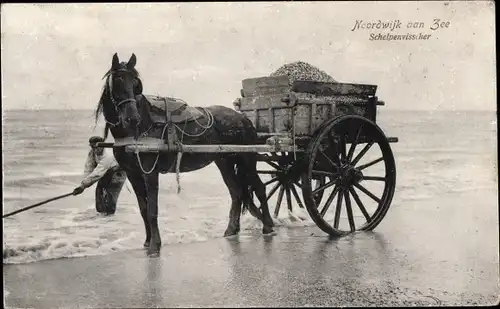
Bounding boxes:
[4,185,499,307]
[2,109,499,307]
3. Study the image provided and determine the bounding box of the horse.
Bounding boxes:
[94,53,276,256]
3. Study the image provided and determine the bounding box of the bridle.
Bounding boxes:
[105,68,161,176]
[104,68,139,127]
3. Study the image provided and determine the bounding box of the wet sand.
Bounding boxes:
[4,189,499,308]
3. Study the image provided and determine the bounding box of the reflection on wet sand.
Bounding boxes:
[223,231,440,306]
[139,257,162,307]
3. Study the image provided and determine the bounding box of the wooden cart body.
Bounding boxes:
[236,76,379,131]
[233,75,388,146]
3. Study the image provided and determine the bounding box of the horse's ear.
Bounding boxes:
[127,53,137,69]
[112,53,120,70]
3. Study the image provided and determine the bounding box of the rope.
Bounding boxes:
[169,100,214,194]
[175,142,183,194]
[173,107,214,137]
[3,192,73,218]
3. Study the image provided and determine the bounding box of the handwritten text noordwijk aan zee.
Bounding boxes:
[351,19,451,41]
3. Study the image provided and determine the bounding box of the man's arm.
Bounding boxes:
[83,150,97,178]
[80,153,117,188]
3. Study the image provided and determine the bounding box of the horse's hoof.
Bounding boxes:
[147,246,161,257]
[298,215,308,221]
[147,250,160,258]
[146,242,161,256]
[143,241,150,248]
[263,227,276,235]
[224,228,240,237]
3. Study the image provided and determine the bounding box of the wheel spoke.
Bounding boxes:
[333,188,344,229]
[290,184,305,208]
[348,187,371,222]
[274,186,285,217]
[266,182,281,201]
[264,160,280,170]
[318,149,339,169]
[327,131,337,154]
[347,125,363,163]
[326,132,341,166]
[320,185,339,217]
[312,170,337,178]
[285,185,293,211]
[353,183,381,203]
[361,176,386,181]
[258,170,277,175]
[339,134,347,162]
[357,157,384,171]
[351,141,374,167]
[344,190,356,232]
[263,177,279,186]
[312,180,336,196]
[294,180,302,189]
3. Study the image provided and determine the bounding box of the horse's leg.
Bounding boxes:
[242,154,275,235]
[145,172,162,256]
[215,159,243,237]
[126,172,151,247]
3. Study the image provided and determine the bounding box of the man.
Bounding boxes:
[73,136,127,215]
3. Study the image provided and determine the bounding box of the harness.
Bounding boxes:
[104,69,214,193]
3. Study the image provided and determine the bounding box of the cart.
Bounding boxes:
[232,75,398,236]
[103,75,398,237]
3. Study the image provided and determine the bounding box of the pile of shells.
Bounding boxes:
[270,61,337,84]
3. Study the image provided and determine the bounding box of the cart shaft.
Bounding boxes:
[95,136,398,153]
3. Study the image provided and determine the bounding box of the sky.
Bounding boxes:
[0,1,496,111]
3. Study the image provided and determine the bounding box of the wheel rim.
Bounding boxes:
[255,152,325,220]
[302,115,396,235]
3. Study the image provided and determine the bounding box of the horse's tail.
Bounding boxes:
[236,165,248,216]
[237,116,264,219]
[236,156,254,216]
[235,152,263,221]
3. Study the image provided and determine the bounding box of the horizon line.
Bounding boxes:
[1,108,497,112]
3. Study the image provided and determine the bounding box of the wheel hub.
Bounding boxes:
[339,165,363,187]
[275,163,300,185]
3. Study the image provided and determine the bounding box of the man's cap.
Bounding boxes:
[89,136,105,144]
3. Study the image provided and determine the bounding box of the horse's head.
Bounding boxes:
[104,53,143,129]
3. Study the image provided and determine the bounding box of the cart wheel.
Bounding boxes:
[302,115,396,236]
[255,152,325,222]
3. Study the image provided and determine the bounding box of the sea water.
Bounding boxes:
[2,109,497,264]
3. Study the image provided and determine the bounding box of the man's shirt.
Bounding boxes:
[81,148,120,188]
